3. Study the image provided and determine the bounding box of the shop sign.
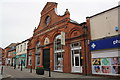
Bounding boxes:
[61,32,65,45]
[90,36,120,51]
[14,52,16,54]
[37,26,58,36]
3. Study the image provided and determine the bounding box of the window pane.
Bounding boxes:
[36,56,40,65]
[74,42,79,47]
[74,50,79,54]
[72,51,74,66]
[75,56,79,66]
[54,34,63,71]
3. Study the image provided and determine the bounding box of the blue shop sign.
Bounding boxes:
[90,36,120,51]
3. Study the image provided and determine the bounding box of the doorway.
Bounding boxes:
[43,48,50,70]
[71,42,82,73]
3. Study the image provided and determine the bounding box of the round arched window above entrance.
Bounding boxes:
[44,37,50,45]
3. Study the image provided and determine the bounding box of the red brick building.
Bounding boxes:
[3,43,17,66]
[27,2,91,75]
[0,47,4,65]
[7,43,17,66]
[3,47,9,65]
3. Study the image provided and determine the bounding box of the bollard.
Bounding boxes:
[18,64,20,69]
[14,64,16,69]
[21,64,22,71]
[48,67,51,77]
[1,66,3,75]
[30,66,32,73]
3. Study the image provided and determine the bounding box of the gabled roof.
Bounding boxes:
[7,43,17,48]
[41,2,57,15]
[0,47,3,50]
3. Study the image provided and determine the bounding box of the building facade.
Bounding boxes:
[27,2,91,75]
[87,6,120,76]
[16,39,29,68]
[7,44,17,66]
[0,47,4,65]
[3,47,9,65]
[4,43,17,66]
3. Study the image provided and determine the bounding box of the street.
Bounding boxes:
[1,66,120,80]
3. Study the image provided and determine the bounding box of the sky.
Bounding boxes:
[0,0,120,48]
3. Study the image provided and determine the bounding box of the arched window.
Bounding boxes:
[44,37,50,45]
[35,42,40,66]
[54,34,64,71]
[36,42,40,54]
[45,16,51,25]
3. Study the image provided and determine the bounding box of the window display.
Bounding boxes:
[102,66,111,73]
[92,58,101,65]
[111,57,120,65]
[54,35,63,71]
[92,57,120,75]
[112,66,120,74]
[101,58,110,66]
[92,66,101,73]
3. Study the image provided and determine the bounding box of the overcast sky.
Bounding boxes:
[0,0,120,48]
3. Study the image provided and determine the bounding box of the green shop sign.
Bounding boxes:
[16,54,26,58]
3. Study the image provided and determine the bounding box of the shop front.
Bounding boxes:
[16,54,27,68]
[6,58,11,66]
[90,36,120,76]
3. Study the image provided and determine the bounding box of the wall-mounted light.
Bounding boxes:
[115,26,118,31]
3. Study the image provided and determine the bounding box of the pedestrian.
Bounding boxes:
[14,64,16,69]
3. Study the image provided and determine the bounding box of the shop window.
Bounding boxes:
[36,56,40,66]
[54,34,63,71]
[75,56,79,66]
[71,42,82,67]
[92,57,120,74]
[71,42,80,48]
[35,42,40,66]
[36,42,40,54]
[28,56,32,65]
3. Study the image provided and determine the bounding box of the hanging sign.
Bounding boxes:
[61,32,65,45]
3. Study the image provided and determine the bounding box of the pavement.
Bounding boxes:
[1,66,120,80]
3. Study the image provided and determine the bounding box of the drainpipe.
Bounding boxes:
[83,25,88,76]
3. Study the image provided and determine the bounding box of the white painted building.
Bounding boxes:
[16,39,29,68]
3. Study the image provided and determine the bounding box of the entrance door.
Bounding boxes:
[73,54,81,72]
[72,51,82,73]
[43,48,50,70]
[71,42,82,73]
